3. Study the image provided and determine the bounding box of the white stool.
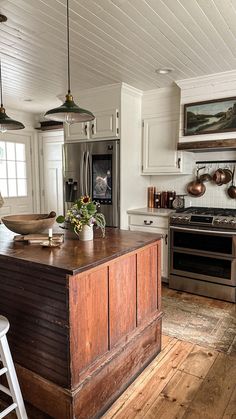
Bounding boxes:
[0,316,27,419]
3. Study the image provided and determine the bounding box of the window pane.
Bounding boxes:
[0,161,7,178]
[7,161,16,178]
[0,179,8,197]
[8,179,17,197]
[0,142,6,160]
[15,143,25,161]
[16,162,26,178]
[6,143,15,160]
[17,179,27,196]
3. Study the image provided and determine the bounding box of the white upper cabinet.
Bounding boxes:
[64,121,89,142]
[64,109,119,142]
[142,86,193,175]
[91,109,119,139]
[142,116,184,174]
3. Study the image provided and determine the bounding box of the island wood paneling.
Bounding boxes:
[137,244,159,325]
[109,254,137,348]
[0,230,162,419]
[0,258,69,388]
[69,266,109,384]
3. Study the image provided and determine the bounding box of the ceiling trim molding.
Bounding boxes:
[176,70,236,89]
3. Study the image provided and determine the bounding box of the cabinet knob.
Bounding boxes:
[165,234,168,245]
[144,220,153,225]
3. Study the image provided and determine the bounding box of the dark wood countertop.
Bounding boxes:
[0,225,161,275]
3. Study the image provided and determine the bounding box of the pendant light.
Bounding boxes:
[0,59,25,132]
[44,0,95,123]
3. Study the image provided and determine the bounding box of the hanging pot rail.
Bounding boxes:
[196,160,236,164]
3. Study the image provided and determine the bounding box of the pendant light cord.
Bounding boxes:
[67,0,71,94]
[0,59,3,107]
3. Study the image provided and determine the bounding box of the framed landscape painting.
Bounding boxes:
[184,97,236,135]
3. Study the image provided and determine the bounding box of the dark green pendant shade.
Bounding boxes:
[44,0,95,124]
[0,107,25,132]
[45,93,94,123]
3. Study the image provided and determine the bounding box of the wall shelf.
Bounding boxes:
[177,139,236,152]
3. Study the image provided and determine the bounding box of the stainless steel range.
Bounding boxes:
[169,207,236,303]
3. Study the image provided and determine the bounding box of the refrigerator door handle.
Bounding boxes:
[84,151,89,196]
[80,151,85,196]
[87,152,92,197]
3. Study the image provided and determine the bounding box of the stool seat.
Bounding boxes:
[0,316,9,339]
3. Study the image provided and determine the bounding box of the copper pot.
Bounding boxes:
[187,167,206,197]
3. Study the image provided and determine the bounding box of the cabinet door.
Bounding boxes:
[142,117,181,174]
[64,122,89,142]
[91,109,119,139]
[129,225,169,281]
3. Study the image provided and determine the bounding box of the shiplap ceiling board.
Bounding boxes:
[1,0,236,113]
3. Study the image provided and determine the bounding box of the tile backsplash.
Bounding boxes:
[150,151,236,209]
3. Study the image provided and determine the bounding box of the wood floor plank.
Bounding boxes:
[143,370,202,419]
[178,345,218,379]
[182,353,236,419]
[222,385,236,418]
[103,336,177,419]
[106,340,194,419]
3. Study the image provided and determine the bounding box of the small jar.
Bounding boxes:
[161,191,168,208]
[167,191,176,209]
[154,192,161,208]
[148,186,156,208]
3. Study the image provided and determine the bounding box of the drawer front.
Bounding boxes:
[129,214,168,228]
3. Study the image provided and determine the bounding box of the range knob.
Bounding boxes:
[214,218,220,224]
[229,219,236,225]
[222,219,228,224]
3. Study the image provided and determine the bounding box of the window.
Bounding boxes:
[0,141,27,197]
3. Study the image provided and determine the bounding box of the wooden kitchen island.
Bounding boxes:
[0,226,162,419]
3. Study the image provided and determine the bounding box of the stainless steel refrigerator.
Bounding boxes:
[63,139,120,227]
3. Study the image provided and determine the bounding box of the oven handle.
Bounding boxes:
[169,225,236,236]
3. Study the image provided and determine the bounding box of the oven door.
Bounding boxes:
[169,226,236,286]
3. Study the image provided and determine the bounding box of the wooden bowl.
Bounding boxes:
[1,214,56,235]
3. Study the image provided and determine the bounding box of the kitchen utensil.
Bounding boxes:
[213,168,226,186]
[227,166,236,199]
[199,172,212,182]
[1,213,56,235]
[187,167,206,197]
[154,192,161,208]
[222,168,232,184]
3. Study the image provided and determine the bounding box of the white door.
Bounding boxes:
[0,132,34,216]
[39,131,64,216]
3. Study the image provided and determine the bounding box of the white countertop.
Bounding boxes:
[127,207,175,217]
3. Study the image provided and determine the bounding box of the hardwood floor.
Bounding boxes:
[103,287,236,419]
[103,334,236,419]
[1,288,236,418]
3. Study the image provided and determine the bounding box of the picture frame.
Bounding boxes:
[184,97,236,136]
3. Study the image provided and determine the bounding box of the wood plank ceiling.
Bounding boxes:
[0,0,236,113]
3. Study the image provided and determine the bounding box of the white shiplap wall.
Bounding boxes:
[146,80,236,209]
